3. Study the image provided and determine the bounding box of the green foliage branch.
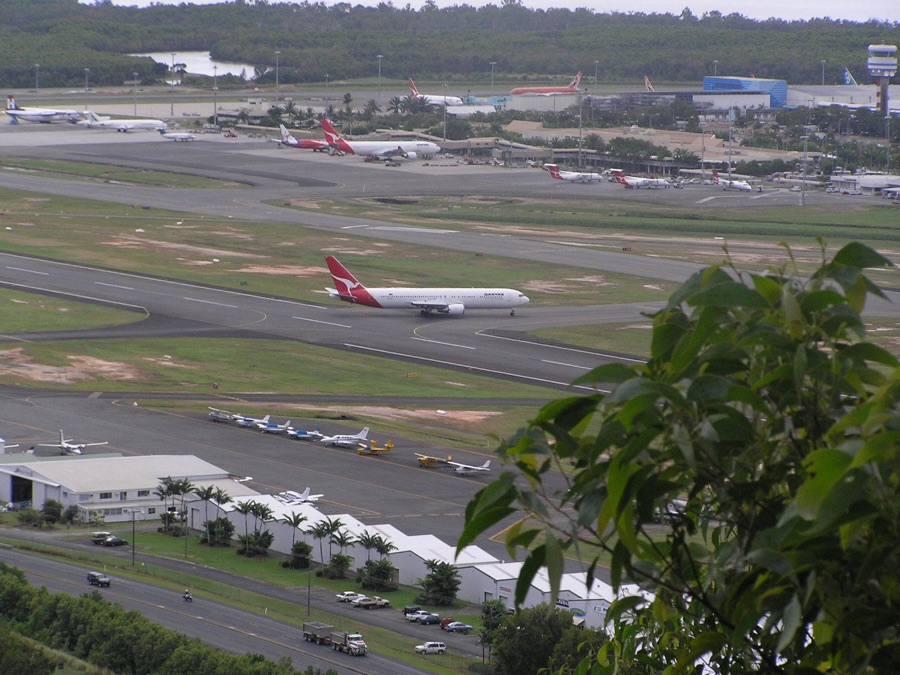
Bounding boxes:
[459,241,899,673]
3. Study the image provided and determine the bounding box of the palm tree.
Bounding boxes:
[281,512,308,550]
[171,478,195,533]
[363,98,381,120]
[386,96,403,115]
[234,500,255,553]
[250,502,274,533]
[282,100,298,124]
[322,516,344,559]
[308,521,330,565]
[374,536,397,560]
[193,485,216,543]
[357,530,381,563]
[331,528,356,556]
[154,477,175,531]
[212,488,232,520]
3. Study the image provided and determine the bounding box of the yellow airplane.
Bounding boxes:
[415,452,452,468]
[358,440,394,455]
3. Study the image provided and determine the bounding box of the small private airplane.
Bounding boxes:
[409,78,464,106]
[545,163,604,184]
[208,407,235,422]
[358,440,394,455]
[288,427,324,440]
[294,487,323,504]
[159,129,195,142]
[258,419,292,434]
[271,123,332,152]
[319,427,370,447]
[38,430,108,456]
[233,413,270,428]
[4,95,80,124]
[321,119,441,161]
[713,170,753,192]
[448,459,492,476]
[324,255,529,318]
[415,452,453,468]
[77,111,166,132]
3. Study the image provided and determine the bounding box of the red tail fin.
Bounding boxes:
[570,72,582,89]
[325,256,380,308]
[712,170,720,183]
[321,119,354,155]
[547,165,563,180]
[409,78,419,98]
[644,75,655,92]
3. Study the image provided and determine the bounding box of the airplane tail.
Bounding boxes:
[843,67,858,86]
[482,461,491,470]
[613,174,627,185]
[547,165,563,180]
[644,75,655,92]
[6,95,18,111]
[569,72,582,89]
[321,119,354,154]
[279,124,293,142]
[260,415,270,424]
[712,170,720,184]
[298,487,310,500]
[325,255,364,294]
[409,78,420,98]
[358,427,369,440]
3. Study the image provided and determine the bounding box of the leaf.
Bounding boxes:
[792,449,852,520]
[832,242,893,269]
[689,280,771,309]
[457,477,516,552]
[777,595,802,652]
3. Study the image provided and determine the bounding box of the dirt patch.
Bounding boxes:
[102,234,257,258]
[280,404,500,425]
[234,265,321,276]
[523,275,612,294]
[0,348,140,383]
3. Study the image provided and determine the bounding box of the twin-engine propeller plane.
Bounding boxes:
[324,255,529,318]
[319,427,370,447]
[38,430,108,456]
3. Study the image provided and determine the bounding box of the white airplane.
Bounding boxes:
[38,430,108,456]
[448,459,491,476]
[321,119,441,161]
[545,163,603,184]
[295,487,323,503]
[713,170,753,192]
[4,96,80,124]
[159,129,195,142]
[319,427,370,447]
[288,427,324,440]
[409,78,464,106]
[325,255,529,318]
[233,413,270,428]
[612,172,671,189]
[258,419,292,434]
[271,124,332,152]
[77,111,166,132]
[208,407,234,422]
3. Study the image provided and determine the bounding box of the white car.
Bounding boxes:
[335,591,362,603]
[414,641,446,655]
[406,610,434,622]
[350,595,371,606]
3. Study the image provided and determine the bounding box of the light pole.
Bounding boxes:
[274,50,280,100]
[700,122,706,181]
[324,73,329,100]
[376,54,383,102]
[35,64,40,92]
[213,65,218,127]
[84,68,90,110]
[132,72,138,117]
[594,60,599,85]
[170,52,176,117]
[713,60,718,77]
[821,59,826,86]
[578,94,584,168]
[125,508,142,566]
[800,132,809,206]
[489,61,496,96]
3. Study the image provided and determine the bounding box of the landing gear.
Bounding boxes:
[420,310,430,318]
[510,309,516,316]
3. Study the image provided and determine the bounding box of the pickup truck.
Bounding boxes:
[330,631,368,656]
[355,596,390,609]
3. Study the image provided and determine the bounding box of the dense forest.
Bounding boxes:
[0,0,896,89]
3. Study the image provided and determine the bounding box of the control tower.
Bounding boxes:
[867,44,897,117]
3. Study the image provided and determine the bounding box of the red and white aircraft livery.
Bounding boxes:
[510,72,582,96]
[611,171,671,189]
[321,119,441,160]
[546,163,604,184]
[713,170,753,191]
[272,124,332,152]
[325,256,529,317]
[409,78,464,106]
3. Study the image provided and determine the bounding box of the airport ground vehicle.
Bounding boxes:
[303,622,334,645]
[414,641,446,655]
[330,631,368,656]
[86,571,110,587]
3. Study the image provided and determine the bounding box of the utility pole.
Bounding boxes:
[275,50,280,100]
[133,72,138,116]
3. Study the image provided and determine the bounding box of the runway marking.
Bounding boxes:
[182,297,239,308]
[293,316,352,328]
[344,343,598,391]
[95,281,134,290]
[480,332,646,364]
[696,196,717,203]
[541,359,592,370]
[411,337,475,350]
[6,266,49,275]
[340,224,369,229]
[371,226,457,234]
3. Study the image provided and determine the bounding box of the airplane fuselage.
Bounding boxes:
[336,287,528,312]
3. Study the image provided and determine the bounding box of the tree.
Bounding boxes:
[40,499,63,525]
[330,528,355,556]
[193,485,216,544]
[154,477,176,532]
[212,488,232,520]
[308,521,330,566]
[459,242,900,674]
[233,500,255,554]
[490,604,579,675]
[373,536,396,560]
[418,559,461,606]
[322,516,344,559]
[386,96,403,115]
[280,512,307,551]
[357,530,381,563]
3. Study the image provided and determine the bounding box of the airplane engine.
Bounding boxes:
[404,152,417,160]
[444,303,465,316]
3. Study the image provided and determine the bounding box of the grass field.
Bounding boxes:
[0,287,145,332]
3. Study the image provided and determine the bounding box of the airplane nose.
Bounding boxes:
[520,294,530,304]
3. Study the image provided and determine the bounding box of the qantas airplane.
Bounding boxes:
[77,111,166,132]
[713,170,753,192]
[545,163,603,184]
[644,75,655,92]
[324,255,529,317]
[409,78,464,106]
[510,72,582,96]
[5,96,80,124]
[272,124,332,152]
[159,129,195,142]
[38,430,108,456]
[321,119,440,160]
[612,172,671,189]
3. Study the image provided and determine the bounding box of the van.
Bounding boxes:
[87,571,110,587]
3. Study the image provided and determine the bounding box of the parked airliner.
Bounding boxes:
[545,163,603,184]
[77,111,166,132]
[409,78,464,106]
[324,255,529,317]
[4,96,80,124]
[713,170,753,192]
[38,430,108,456]
[510,72,582,95]
[272,124,332,152]
[321,120,440,161]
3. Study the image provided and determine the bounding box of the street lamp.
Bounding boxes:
[821,59,826,86]
[489,62,496,96]
[125,508,143,566]
[713,60,718,77]
[213,65,218,127]
[324,73,329,100]
[274,50,280,100]
[84,68,90,110]
[170,52,176,117]
[594,60,599,85]
[35,64,40,92]
[132,72,138,117]
[800,132,809,206]
[376,54,383,102]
